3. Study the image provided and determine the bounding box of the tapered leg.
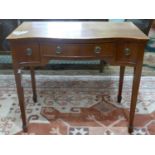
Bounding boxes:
[117,66,125,103]
[99,60,105,73]
[13,67,27,132]
[128,66,143,134]
[30,67,37,103]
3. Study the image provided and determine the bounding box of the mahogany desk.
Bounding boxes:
[7,22,148,133]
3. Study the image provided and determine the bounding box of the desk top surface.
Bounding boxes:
[7,21,148,41]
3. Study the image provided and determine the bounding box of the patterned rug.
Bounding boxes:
[1,75,155,135]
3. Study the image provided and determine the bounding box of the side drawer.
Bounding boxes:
[116,43,139,64]
[11,41,40,64]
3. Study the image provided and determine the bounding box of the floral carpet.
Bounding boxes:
[0,75,155,135]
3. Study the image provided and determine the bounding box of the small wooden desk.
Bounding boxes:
[7,22,148,133]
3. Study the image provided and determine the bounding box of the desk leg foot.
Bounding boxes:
[23,124,28,132]
[33,96,37,103]
[117,96,122,103]
[128,126,133,134]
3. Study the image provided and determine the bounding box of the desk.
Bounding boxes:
[7,22,148,133]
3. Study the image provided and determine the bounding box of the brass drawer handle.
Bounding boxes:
[124,48,131,56]
[94,46,102,54]
[56,46,62,54]
[26,48,33,56]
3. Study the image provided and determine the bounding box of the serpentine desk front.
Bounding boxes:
[7,22,148,133]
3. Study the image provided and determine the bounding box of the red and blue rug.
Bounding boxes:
[0,75,155,135]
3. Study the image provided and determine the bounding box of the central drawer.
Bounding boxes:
[40,43,115,59]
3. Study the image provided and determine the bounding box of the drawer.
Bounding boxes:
[116,43,139,64]
[40,43,115,58]
[11,42,40,64]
